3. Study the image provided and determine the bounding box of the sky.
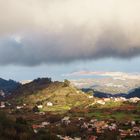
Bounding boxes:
[0,0,140,81]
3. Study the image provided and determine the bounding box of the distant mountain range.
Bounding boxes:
[82,87,140,98]
[127,88,140,98]
[71,77,140,94]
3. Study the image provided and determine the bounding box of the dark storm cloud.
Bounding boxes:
[0,0,140,66]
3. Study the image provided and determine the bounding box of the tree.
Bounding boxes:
[63,79,70,87]
[32,105,39,112]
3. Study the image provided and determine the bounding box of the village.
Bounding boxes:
[31,115,140,140]
[0,96,140,140]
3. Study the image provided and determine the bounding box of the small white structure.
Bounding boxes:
[0,101,5,108]
[16,106,23,109]
[62,116,70,122]
[37,105,43,109]
[47,102,53,106]
[129,97,140,103]
[76,91,80,94]
[78,117,84,121]
[88,96,93,99]
[90,119,98,123]
[61,116,71,125]
[33,129,38,133]
[62,117,70,121]
[96,100,105,105]
[41,121,50,126]
[131,121,136,126]
[0,90,5,97]
[103,98,110,102]
[114,98,121,102]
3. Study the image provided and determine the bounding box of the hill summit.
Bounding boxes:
[10,78,89,112]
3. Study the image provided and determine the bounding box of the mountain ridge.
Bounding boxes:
[82,87,140,99]
[0,78,20,95]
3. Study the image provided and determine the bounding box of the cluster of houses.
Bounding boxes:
[32,121,50,133]
[91,97,140,105]
[0,96,140,110]
[83,119,140,139]
[30,115,140,140]
[0,95,140,139]
[0,100,54,112]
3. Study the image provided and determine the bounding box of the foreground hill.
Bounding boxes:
[10,78,89,112]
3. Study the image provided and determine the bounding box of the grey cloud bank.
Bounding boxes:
[0,0,140,66]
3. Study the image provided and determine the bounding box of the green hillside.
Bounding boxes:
[10,78,90,112]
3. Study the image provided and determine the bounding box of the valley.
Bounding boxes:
[71,77,140,94]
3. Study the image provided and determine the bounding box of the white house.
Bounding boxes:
[96,100,105,105]
[47,102,53,106]
[88,96,93,99]
[62,116,70,122]
[37,105,43,109]
[41,121,50,126]
[0,90,5,97]
[103,98,110,102]
[61,116,71,125]
[16,106,23,109]
[0,101,5,108]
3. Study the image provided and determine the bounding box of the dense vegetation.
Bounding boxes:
[10,78,90,112]
[0,78,20,94]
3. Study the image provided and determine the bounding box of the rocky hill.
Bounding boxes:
[10,78,89,112]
